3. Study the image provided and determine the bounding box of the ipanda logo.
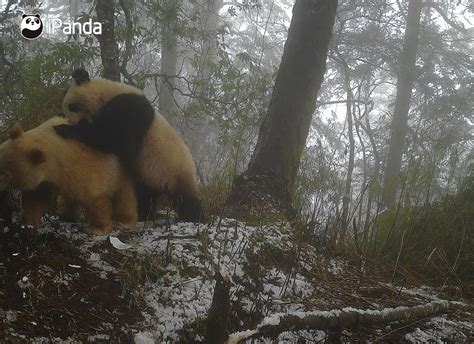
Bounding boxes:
[20,13,102,40]
[20,14,43,39]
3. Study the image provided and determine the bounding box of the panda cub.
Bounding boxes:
[54,69,205,223]
[55,69,155,173]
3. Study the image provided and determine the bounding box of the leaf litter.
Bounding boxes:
[0,217,472,343]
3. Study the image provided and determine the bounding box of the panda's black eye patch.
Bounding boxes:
[68,103,80,112]
[26,18,31,24]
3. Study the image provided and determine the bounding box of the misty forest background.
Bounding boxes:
[1,0,473,286]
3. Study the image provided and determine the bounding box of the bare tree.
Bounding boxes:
[228,0,339,217]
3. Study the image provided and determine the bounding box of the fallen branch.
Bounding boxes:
[226,300,464,343]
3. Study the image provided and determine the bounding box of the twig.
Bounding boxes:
[151,234,198,241]
[391,226,408,283]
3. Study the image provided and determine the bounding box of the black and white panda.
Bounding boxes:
[20,14,43,40]
[54,69,205,223]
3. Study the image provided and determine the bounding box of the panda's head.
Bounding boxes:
[0,121,52,191]
[63,69,144,125]
[20,14,43,40]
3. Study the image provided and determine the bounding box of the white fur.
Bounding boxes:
[0,117,137,233]
[63,78,200,198]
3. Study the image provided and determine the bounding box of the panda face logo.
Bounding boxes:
[20,14,43,40]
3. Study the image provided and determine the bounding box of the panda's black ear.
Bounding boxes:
[22,14,27,18]
[72,68,90,85]
[34,14,40,18]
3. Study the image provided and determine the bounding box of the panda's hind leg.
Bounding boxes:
[135,182,159,222]
[112,176,138,231]
[175,194,206,223]
[173,175,206,223]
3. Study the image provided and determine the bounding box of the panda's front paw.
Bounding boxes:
[84,225,112,236]
[54,124,76,139]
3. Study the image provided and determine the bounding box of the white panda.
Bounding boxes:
[20,14,43,40]
[54,69,205,223]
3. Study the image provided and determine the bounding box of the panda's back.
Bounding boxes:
[27,117,120,178]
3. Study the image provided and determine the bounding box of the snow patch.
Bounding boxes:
[134,331,156,344]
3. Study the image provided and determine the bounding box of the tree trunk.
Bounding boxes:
[69,0,82,70]
[96,0,120,81]
[205,272,231,344]
[199,0,223,76]
[186,0,224,164]
[227,0,339,218]
[158,1,180,116]
[362,113,381,237]
[382,0,422,209]
[341,73,355,231]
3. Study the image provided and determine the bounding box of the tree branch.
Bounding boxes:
[426,2,466,33]
[0,0,16,24]
[317,99,373,106]
[227,300,464,343]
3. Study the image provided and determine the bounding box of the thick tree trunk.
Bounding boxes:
[199,0,223,74]
[158,41,177,116]
[382,0,422,209]
[158,1,180,116]
[227,0,338,218]
[69,0,82,70]
[186,0,224,164]
[96,0,120,81]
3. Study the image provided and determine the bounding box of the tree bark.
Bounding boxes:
[96,0,121,81]
[382,0,422,209]
[227,0,339,217]
[198,0,223,76]
[186,0,224,164]
[205,272,231,344]
[341,73,355,231]
[361,113,381,237]
[158,1,180,116]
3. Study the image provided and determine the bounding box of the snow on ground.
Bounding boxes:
[130,219,318,341]
[405,315,474,343]
[1,216,473,343]
[327,257,347,276]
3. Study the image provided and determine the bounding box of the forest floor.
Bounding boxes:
[0,215,473,343]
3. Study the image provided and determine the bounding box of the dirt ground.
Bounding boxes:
[0,217,472,343]
[0,223,147,342]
